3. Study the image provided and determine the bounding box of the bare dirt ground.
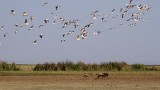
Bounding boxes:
[0,72,160,90]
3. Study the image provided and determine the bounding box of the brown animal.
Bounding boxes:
[96,73,108,79]
[83,73,89,78]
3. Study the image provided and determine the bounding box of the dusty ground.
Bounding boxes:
[0,72,160,90]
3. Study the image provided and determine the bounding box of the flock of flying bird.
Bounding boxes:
[0,0,151,45]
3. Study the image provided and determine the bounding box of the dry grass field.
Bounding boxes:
[0,71,160,90]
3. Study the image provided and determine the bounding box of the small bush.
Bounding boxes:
[0,61,20,71]
[57,61,66,71]
[100,61,128,71]
[92,63,100,71]
[132,64,146,71]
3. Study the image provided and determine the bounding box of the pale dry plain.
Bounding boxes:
[0,71,160,90]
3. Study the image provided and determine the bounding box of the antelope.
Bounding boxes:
[96,73,109,79]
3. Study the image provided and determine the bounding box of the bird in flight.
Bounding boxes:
[10,10,16,15]
[0,0,151,45]
[4,33,9,37]
[1,26,4,30]
[41,2,48,6]
[32,40,37,45]
[23,12,29,16]
[39,34,44,39]
[55,5,61,11]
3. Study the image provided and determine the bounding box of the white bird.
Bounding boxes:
[4,33,8,37]
[76,35,81,41]
[41,2,48,6]
[137,5,151,12]
[10,10,16,15]
[55,5,61,11]
[1,26,4,30]
[15,30,18,34]
[126,4,136,9]
[44,19,49,23]
[52,21,56,25]
[91,10,98,20]
[111,9,115,13]
[23,12,29,16]
[32,40,37,45]
[121,10,128,18]
[24,19,29,26]
[67,31,74,35]
[53,15,58,18]
[15,23,19,27]
[28,25,34,30]
[93,30,102,35]
[39,25,44,28]
[30,16,35,21]
[93,14,97,20]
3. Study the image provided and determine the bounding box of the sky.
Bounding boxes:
[0,0,159,65]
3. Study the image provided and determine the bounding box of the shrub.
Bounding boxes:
[92,63,100,71]
[132,64,146,71]
[33,61,158,71]
[10,62,20,71]
[100,61,128,71]
[0,61,20,71]
[57,61,66,71]
[33,64,43,71]
[65,61,74,71]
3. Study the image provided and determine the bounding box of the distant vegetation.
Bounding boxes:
[33,61,160,71]
[0,60,160,71]
[0,61,20,71]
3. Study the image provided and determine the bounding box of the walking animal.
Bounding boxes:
[96,73,109,79]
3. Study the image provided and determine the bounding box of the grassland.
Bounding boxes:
[0,63,160,90]
[0,71,160,90]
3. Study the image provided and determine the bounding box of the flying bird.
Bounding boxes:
[4,33,8,37]
[91,10,98,20]
[93,30,102,35]
[55,5,61,11]
[39,34,44,38]
[23,12,29,16]
[30,16,35,21]
[52,21,56,25]
[1,26,4,30]
[61,39,66,43]
[41,2,48,6]
[44,19,49,23]
[39,25,44,28]
[10,10,16,15]
[14,23,19,27]
[28,25,34,30]
[32,40,37,45]
[76,35,81,41]
[111,9,116,13]
[24,19,29,26]
[14,30,18,34]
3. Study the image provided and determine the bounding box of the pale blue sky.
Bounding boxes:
[0,0,159,65]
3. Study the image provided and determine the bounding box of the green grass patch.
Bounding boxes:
[0,71,160,76]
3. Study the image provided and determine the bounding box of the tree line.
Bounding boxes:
[0,61,159,71]
[33,61,159,71]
